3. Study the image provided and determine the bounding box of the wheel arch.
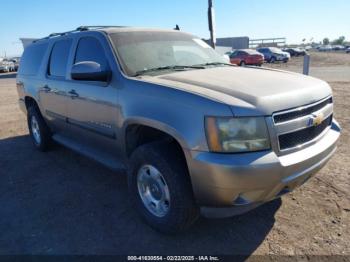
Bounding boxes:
[124,118,197,208]
[122,118,190,157]
[24,95,38,109]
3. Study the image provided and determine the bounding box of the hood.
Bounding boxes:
[139,66,332,116]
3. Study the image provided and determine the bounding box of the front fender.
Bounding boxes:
[119,79,233,153]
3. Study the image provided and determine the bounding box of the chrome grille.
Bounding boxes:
[278,115,332,150]
[273,97,333,123]
[271,96,333,152]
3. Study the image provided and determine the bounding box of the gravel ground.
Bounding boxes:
[0,52,349,257]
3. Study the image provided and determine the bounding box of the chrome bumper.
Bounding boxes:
[187,120,340,216]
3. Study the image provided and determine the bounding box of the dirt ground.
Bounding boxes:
[0,52,349,258]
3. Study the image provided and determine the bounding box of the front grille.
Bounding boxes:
[278,115,332,150]
[274,97,333,123]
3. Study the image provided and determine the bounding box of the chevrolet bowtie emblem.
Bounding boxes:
[309,112,324,127]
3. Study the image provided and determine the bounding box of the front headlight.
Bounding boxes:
[205,117,270,153]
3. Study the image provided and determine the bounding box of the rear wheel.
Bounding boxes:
[27,106,51,151]
[128,141,199,234]
[270,56,276,63]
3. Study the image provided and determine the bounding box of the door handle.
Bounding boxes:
[42,85,51,92]
[68,89,79,98]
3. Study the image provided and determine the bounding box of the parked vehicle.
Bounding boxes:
[0,58,9,73]
[17,26,341,233]
[346,47,350,53]
[229,49,264,66]
[318,45,333,52]
[12,58,20,71]
[256,47,290,63]
[332,45,345,51]
[0,65,8,73]
[283,47,306,56]
[4,59,16,72]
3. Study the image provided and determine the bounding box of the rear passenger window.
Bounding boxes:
[74,37,108,68]
[48,39,72,77]
[18,43,48,76]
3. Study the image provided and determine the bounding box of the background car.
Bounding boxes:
[283,47,307,56]
[257,47,289,63]
[332,45,345,51]
[229,49,264,66]
[346,47,350,53]
[0,58,9,73]
[318,45,333,52]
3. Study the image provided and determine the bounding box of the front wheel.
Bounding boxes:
[270,56,276,63]
[240,61,246,67]
[128,141,199,234]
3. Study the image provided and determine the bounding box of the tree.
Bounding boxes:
[323,38,330,45]
[332,36,346,45]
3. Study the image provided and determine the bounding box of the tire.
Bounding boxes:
[270,56,276,63]
[128,141,199,234]
[240,61,246,67]
[27,106,51,151]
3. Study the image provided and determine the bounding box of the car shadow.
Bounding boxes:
[0,134,280,257]
[0,72,17,79]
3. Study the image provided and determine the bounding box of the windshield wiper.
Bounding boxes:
[193,62,234,67]
[134,65,205,76]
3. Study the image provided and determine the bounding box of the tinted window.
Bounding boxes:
[49,39,72,77]
[75,37,108,68]
[18,43,48,76]
[229,51,237,58]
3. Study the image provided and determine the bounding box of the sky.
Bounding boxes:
[1,0,349,57]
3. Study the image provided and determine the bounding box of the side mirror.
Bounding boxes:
[71,61,111,82]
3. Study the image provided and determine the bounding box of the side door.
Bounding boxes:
[65,35,120,157]
[259,48,268,61]
[39,39,73,132]
[229,51,240,65]
[236,51,246,63]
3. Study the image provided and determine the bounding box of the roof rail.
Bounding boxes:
[33,26,125,43]
[76,25,126,31]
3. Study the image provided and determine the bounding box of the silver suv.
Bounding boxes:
[16,26,341,233]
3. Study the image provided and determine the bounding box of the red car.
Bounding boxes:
[229,49,264,66]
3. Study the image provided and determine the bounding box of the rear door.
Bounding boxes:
[40,39,73,132]
[65,34,120,157]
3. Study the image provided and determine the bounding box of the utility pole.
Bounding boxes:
[208,0,216,49]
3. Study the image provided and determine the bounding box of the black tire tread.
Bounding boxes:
[27,106,51,151]
[128,140,199,234]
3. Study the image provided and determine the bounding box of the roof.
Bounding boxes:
[100,27,184,34]
[33,26,188,43]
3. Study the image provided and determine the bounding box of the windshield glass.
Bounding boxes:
[109,31,227,76]
[270,47,283,53]
[244,49,260,55]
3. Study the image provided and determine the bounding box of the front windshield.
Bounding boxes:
[244,49,260,55]
[270,47,283,53]
[109,31,228,76]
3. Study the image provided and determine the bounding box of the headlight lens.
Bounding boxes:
[205,117,270,153]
